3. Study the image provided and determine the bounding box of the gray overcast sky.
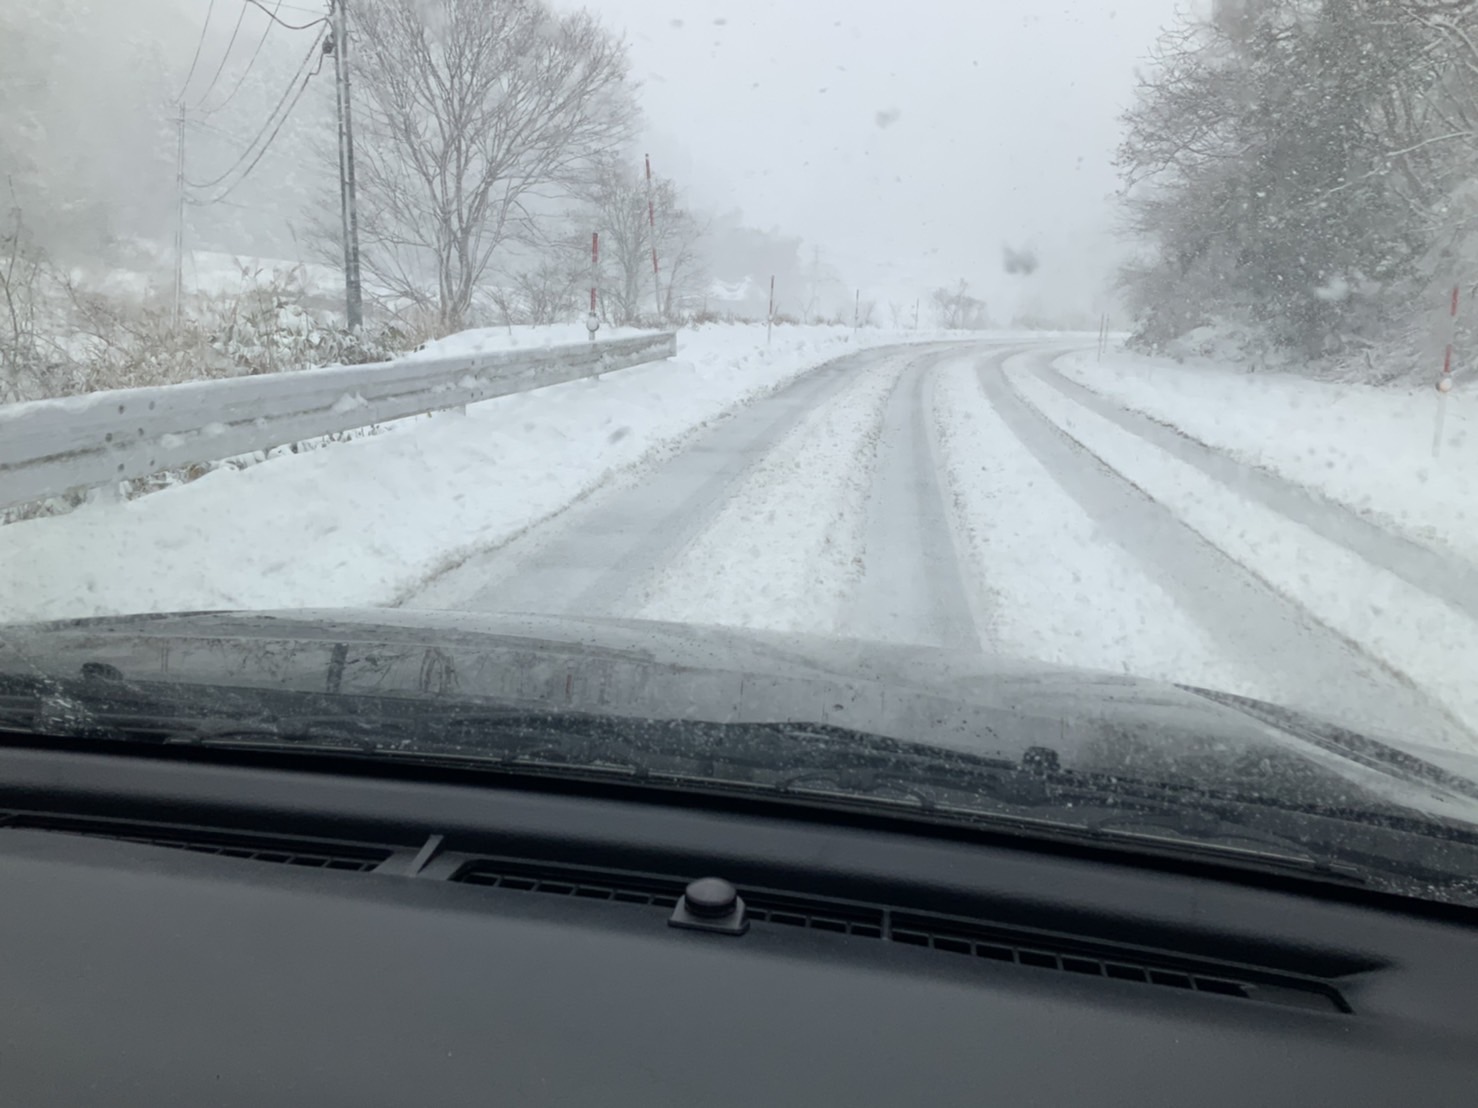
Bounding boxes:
[576,0,1180,316]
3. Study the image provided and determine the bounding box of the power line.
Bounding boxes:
[244,0,328,31]
[185,29,326,197]
[191,64,318,206]
[191,1,250,110]
[197,1,283,117]
[176,0,220,103]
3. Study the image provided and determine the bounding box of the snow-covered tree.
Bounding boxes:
[1118,0,1439,356]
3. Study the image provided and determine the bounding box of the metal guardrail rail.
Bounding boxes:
[0,332,677,512]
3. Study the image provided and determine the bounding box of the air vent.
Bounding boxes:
[1,812,391,872]
[453,859,683,909]
[744,891,886,938]
[450,859,1347,1013]
[878,911,1345,1012]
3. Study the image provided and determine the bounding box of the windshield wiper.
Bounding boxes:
[6,676,1475,897]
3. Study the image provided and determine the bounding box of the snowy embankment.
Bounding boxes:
[1020,351,1478,743]
[1056,349,1478,559]
[0,324,963,623]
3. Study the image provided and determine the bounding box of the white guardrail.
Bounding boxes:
[0,332,677,512]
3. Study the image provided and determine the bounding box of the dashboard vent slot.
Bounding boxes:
[742,895,1341,1010]
[1,813,391,872]
[448,860,1345,1013]
[881,911,1344,1011]
[448,860,1344,1012]
[452,859,683,909]
[743,892,887,938]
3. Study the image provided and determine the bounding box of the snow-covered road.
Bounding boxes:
[7,322,1474,753]
[404,340,1478,751]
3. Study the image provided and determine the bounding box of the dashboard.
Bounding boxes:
[0,737,1474,1106]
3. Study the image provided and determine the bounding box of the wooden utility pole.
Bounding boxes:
[331,0,364,330]
[645,154,662,322]
[173,104,187,327]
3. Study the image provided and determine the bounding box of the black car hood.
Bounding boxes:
[2,607,1477,822]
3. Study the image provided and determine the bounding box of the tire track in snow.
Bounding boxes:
[1031,357,1478,623]
[991,348,1473,748]
[634,348,919,634]
[833,349,996,651]
[932,348,1257,690]
[404,345,917,616]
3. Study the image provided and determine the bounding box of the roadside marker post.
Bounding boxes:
[1434,284,1459,457]
[767,275,775,347]
[587,232,601,341]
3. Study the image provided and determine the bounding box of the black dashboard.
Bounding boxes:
[0,738,1474,1106]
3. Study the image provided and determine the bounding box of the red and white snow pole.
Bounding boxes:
[1434,283,1459,456]
[1440,284,1459,392]
[767,275,775,347]
[645,154,662,321]
[587,232,600,341]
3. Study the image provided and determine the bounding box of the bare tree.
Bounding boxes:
[0,206,50,402]
[571,155,707,324]
[497,230,589,325]
[349,0,638,331]
[931,279,988,330]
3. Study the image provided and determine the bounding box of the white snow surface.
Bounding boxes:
[1013,362,1478,744]
[635,350,899,632]
[1056,349,1478,561]
[933,359,1255,691]
[0,324,967,622]
[404,322,654,357]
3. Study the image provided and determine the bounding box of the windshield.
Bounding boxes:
[3,0,1478,906]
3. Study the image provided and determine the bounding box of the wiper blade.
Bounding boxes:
[1081,810,1366,881]
[6,677,1475,898]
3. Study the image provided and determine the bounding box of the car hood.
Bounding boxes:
[2,607,1477,822]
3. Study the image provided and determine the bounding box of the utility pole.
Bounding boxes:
[645,154,662,322]
[173,104,187,327]
[331,0,364,330]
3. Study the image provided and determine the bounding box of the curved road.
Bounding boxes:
[405,340,1472,746]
